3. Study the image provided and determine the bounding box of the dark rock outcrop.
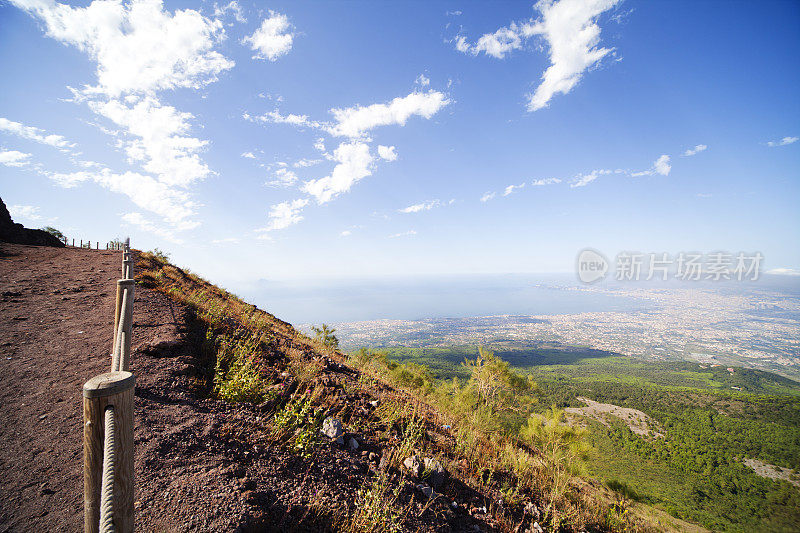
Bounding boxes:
[0,197,64,247]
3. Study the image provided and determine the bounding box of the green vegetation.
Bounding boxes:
[363,344,800,532]
[312,323,340,350]
[348,346,611,530]
[40,226,64,240]
[148,247,170,263]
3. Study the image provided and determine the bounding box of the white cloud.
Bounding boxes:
[399,199,445,213]
[46,167,198,229]
[0,117,75,151]
[460,25,524,59]
[245,109,319,129]
[631,154,671,177]
[525,0,621,111]
[480,191,496,202]
[570,169,612,188]
[767,136,798,147]
[503,182,525,196]
[329,90,450,138]
[89,96,211,187]
[339,230,352,237]
[10,0,240,232]
[765,268,800,276]
[390,230,417,238]
[267,167,299,187]
[214,1,246,23]
[293,158,322,168]
[12,0,233,97]
[302,142,375,204]
[8,204,42,221]
[211,237,241,244]
[683,144,707,156]
[415,74,430,87]
[122,211,183,243]
[454,0,620,111]
[241,151,256,159]
[377,145,398,161]
[243,11,294,61]
[0,149,32,167]
[531,177,561,186]
[258,198,309,235]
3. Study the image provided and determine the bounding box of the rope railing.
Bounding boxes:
[59,236,129,250]
[83,238,135,533]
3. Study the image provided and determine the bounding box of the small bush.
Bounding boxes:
[149,248,171,263]
[41,226,65,240]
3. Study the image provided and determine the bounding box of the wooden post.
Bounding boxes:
[83,371,135,533]
[112,280,134,361]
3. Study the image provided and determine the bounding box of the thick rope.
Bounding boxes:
[99,406,116,533]
[111,288,129,372]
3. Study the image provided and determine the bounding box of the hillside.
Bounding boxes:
[379,346,800,531]
[0,242,710,532]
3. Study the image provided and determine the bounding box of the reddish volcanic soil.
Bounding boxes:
[0,243,498,533]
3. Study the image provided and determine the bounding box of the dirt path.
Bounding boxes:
[0,244,261,532]
[0,243,506,533]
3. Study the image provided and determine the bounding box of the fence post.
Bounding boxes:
[83,371,135,533]
[112,279,135,363]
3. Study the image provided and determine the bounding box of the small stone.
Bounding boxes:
[532,521,543,533]
[416,483,433,498]
[369,400,379,408]
[321,417,343,439]
[347,437,359,451]
[403,455,422,477]
[423,457,447,488]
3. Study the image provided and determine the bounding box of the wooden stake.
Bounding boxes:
[112,280,134,361]
[83,371,135,533]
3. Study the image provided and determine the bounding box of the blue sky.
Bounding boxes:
[1,0,798,287]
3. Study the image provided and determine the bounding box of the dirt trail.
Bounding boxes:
[0,243,265,532]
[0,243,514,533]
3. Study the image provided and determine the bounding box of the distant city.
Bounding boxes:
[311,284,800,381]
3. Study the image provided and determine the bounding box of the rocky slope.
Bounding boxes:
[1,243,694,532]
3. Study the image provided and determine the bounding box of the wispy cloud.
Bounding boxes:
[683,144,707,156]
[767,136,798,147]
[503,182,525,196]
[257,198,309,237]
[339,230,352,237]
[302,141,375,204]
[480,191,496,202]
[389,230,417,238]
[570,169,612,188]
[8,204,42,221]
[122,212,184,243]
[0,149,32,167]
[630,154,671,177]
[241,151,256,159]
[454,0,621,111]
[399,199,453,213]
[267,167,299,187]
[0,117,75,151]
[531,177,561,186]
[9,0,238,235]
